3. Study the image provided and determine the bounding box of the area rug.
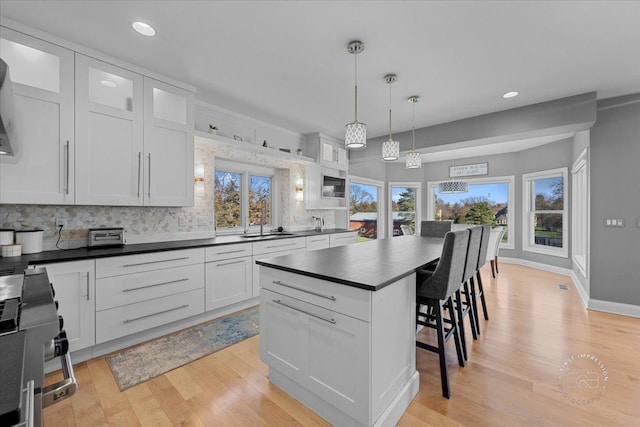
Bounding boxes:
[106,306,260,391]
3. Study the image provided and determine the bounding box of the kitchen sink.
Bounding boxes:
[239,232,295,238]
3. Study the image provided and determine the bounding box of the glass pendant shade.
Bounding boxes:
[345,121,367,148]
[382,139,399,160]
[438,181,468,193]
[406,151,422,169]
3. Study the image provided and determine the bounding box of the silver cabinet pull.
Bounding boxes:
[64,141,70,195]
[216,259,246,267]
[273,299,336,325]
[86,273,90,301]
[272,280,336,301]
[266,242,298,249]
[137,152,142,198]
[123,304,189,324]
[122,256,189,267]
[216,249,246,255]
[122,278,188,292]
[309,238,326,242]
[147,152,152,198]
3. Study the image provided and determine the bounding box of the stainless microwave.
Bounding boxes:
[321,174,346,198]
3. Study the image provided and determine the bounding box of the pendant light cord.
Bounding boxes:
[354,52,358,122]
[388,82,392,139]
[412,100,416,151]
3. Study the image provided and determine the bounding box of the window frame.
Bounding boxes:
[426,175,515,249]
[348,176,386,240]
[522,167,568,257]
[388,182,422,237]
[214,159,279,234]
[571,149,588,276]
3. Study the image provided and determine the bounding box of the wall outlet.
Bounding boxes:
[55,217,67,229]
[604,218,625,228]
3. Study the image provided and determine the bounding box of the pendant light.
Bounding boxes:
[382,74,399,161]
[438,149,469,193]
[345,40,366,149]
[406,96,422,169]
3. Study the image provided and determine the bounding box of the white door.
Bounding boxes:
[143,77,194,206]
[0,28,74,204]
[38,260,96,352]
[75,54,144,205]
[205,257,252,310]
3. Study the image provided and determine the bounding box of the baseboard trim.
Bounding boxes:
[500,257,640,318]
[588,299,640,318]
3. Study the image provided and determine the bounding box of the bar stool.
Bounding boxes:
[415,229,469,399]
[456,226,481,358]
[471,224,490,328]
[420,220,452,237]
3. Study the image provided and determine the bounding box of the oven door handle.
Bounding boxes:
[42,353,77,408]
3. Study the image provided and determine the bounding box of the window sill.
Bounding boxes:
[523,245,568,258]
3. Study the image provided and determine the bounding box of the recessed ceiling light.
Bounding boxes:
[132,21,156,37]
[503,91,519,99]
[100,80,117,88]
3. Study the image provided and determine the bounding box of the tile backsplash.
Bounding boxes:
[0,140,336,250]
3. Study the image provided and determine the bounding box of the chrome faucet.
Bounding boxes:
[244,216,250,235]
[260,198,266,236]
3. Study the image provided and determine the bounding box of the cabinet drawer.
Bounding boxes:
[330,232,358,247]
[96,264,204,311]
[260,267,371,322]
[306,235,330,251]
[205,243,252,262]
[96,288,204,344]
[96,248,204,278]
[253,237,306,255]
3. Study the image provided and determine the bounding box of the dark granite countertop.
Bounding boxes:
[256,236,444,291]
[0,229,354,267]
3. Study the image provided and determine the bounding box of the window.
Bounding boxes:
[214,160,277,233]
[427,176,515,249]
[349,177,384,241]
[572,149,588,275]
[389,183,421,237]
[522,168,568,257]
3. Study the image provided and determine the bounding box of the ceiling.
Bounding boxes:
[1,1,639,145]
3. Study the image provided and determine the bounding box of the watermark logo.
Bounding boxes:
[559,353,608,405]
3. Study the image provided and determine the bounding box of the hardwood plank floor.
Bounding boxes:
[43,263,640,426]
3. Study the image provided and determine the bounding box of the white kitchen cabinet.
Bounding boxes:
[0,27,75,204]
[95,248,205,344]
[75,54,144,205]
[305,235,330,251]
[252,237,306,297]
[205,244,253,310]
[304,132,348,171]
[143,77,195,206]
[35,260,96,352]
[330,231,358,247]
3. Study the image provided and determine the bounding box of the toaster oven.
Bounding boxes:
[87,228,125,248]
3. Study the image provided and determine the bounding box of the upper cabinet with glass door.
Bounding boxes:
[75,54,144,205]
[0,27,75,204]
[143,78,194,207]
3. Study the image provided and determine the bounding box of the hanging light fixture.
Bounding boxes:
[406,96,422,169]
[438,149,469,193]
[345,40,366,149]
[381,74,399,161]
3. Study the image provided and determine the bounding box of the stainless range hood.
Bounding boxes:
[0,58,19,156]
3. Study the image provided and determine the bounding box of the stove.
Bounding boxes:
[0,268,77,426]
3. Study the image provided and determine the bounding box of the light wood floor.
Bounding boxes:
[43,263,640,426]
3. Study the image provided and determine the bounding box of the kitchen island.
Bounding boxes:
[256,236,443,427]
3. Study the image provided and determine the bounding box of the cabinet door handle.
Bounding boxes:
[122,256,189,267]
[123,304,189,324]
[216,249,246,255]
[86,273,90,301]
[122,278,188,292]
[309,238,326,242]
[266,242,298,249]
[147,153,152,198]
[215,259,246,267]
[137,152,142,198]
[65,141,70,195]
[272,280,336,301]
[273,299,336,325]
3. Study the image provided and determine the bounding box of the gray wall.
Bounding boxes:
[589,94,640,306]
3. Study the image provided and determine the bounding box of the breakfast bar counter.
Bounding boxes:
[256,236,443,427]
